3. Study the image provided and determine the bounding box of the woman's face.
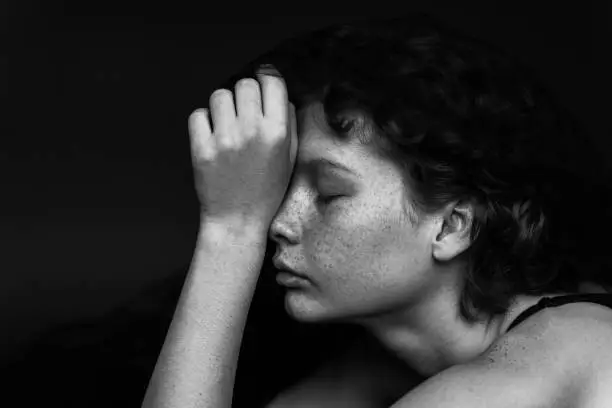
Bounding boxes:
[268,102,441,323]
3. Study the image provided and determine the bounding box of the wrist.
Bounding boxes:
[195,217,268,282]
[199,216,269,246]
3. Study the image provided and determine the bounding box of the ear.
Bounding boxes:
[431,201,475,262]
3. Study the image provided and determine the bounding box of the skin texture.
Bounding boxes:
[268,101,574,377]
[269,101,438,324]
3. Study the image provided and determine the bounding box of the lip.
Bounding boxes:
[276,272,310,287]
[272,257,310,280]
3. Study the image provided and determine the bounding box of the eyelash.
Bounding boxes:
[317,194,343,205]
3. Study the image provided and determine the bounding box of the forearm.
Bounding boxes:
[141,220,267,408]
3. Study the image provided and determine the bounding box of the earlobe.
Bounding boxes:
[432,204,474,262]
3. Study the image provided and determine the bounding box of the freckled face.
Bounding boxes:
[268,102,438,323]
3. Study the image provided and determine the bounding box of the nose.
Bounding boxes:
[268,192,303,247]
[268,214,297,247]
[269,180,310,246]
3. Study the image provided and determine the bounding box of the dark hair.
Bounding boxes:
[225,14,611,323]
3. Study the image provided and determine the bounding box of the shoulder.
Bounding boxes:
[491,298,612,369]
[390,299,612,408]
[480,299,612,405]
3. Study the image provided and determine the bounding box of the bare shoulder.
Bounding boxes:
[266,333,423,408]
[546,301,612,407]
[483,300,612,407]
[384,301,612,408]
[492,300,612,364]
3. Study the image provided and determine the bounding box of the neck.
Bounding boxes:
[353,276,506,377]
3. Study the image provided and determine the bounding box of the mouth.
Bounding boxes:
[272,257,310,280]
[275,271,311,287]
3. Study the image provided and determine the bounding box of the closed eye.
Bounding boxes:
[316,194,344,205]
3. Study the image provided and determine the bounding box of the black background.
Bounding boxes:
[3,1,610,406]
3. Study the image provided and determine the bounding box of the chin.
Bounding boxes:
[283,290,336,323]
[282,290,359,325]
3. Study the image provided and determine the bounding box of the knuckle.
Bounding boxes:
[241,122,260,138]
[263,120,286,139]
[198,144,216,161]
[215,135,235,150]
[192,137,215,160]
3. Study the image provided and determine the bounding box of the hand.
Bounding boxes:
[188,66,298,231]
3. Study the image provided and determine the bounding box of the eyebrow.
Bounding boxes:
[299,158,358,176]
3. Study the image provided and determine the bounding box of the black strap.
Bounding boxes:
[507,293,612,331]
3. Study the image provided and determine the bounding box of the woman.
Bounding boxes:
[142,14,612,408]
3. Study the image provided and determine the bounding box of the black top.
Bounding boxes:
[507,293,612,331]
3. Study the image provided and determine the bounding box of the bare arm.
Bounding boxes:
[141,220,267,408]
[141,64,296,407]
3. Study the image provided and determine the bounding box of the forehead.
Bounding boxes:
[297,102,371,161]
[295,103,404,183]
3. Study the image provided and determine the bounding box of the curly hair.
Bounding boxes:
[224,14,611,323]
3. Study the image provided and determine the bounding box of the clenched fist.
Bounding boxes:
[188,66,298,232]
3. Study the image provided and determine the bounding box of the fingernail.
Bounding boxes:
[256,64,281,77]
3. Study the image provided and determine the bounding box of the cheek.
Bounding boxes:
[305,223,353,273]
[305,210,416,282]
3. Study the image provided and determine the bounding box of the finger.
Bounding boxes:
[257,70,288,131]
[208,89,236,136]
[235,78,263,124]
[188,108,215,159]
